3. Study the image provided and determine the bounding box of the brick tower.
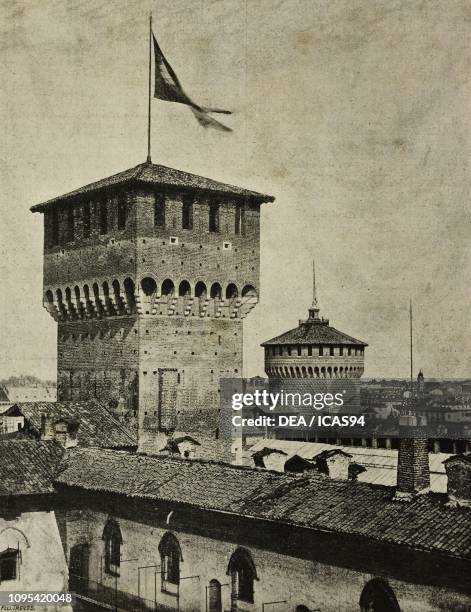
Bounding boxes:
[31,161,274,446]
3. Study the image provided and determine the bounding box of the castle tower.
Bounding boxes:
[262,261,367,383]
[31,161,274,445]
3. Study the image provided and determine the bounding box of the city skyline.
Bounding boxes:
[2,0,471,379]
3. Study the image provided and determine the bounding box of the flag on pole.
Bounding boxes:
[152,33,232,132]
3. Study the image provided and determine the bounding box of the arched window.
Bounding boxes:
[0,547,19,582]
[210,283,222,299]
[161,279,175,296]
[102,519,122,577]
[227,547,257,604]
[178,280,191,297]
[241,285,257,299]
[195,282,207,299]
[226,284,238,299]
[141,277,157,296]
[359,578,400,612]
[159,532,182,593]
[208,579,222,612]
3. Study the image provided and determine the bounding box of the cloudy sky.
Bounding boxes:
[1,0,471,380]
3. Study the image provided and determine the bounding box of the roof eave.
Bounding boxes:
[30,173,275,213]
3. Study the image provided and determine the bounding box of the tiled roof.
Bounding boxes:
[262,318,367,346]
[7,401,136,449]
[245,440,451,493]
[0,440,64,496]
[30,162,274,212]
[56,448,471,559]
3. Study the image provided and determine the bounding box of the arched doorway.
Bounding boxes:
[359,578,400,611]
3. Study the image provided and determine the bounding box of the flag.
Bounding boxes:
[152,33,232,132]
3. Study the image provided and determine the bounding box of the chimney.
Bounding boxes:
[394,413,430,500]
[52,418,80,449]
[444,453,471,508]
[314,449,352,480]
[40,412,54,440]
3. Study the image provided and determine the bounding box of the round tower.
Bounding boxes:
[262,261,367,381]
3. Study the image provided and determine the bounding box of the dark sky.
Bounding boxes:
[1,0,471,379]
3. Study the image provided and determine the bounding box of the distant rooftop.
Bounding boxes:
[5,401,137,450]
[31,161,275,212]
[246,439,451,493]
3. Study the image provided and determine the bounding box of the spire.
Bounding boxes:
[308,258,321,320]
[312,257,318,309]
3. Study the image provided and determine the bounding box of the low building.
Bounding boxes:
[0,440,71,611]
[53,446,471,612]
[0,401,137,450]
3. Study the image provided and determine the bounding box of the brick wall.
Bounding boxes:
[62,493,471,612]
[41,183,261,442]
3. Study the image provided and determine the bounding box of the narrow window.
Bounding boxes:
[319,346,324,357]
[235,203,244,235]
[330,347,335,356]
[287,346,291,356]
[117,194,127,230]
[208,579,222,612]
[159,533,182,593]
[51,207,59,246]
[228,548,257,604]
[154,193,165,227]
[308,346,312,356]
[297,346,302,356]
[67,206,75,242]
[279,346,282,356]
[339,347,344,356]
[348,347,352,356]
[209,202,219,233]
[0,548,18,582]
[182,195,193,229]
[83,203,91,238]
[99,199,108,235]
[102,519,122,576]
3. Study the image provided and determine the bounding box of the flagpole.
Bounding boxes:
[410,298,413,397]
[147,12,152,163]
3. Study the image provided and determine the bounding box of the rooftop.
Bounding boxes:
[31,161,275,212]
[246,439,451,492]
[56,447,471,559]
[4,401,137,450]
[262,316,367,347]
[0,440,64,497]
